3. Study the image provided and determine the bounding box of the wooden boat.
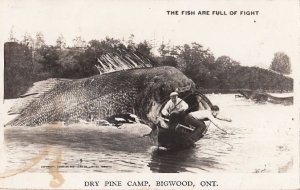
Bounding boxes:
[238,89,293,105]
[157,91,212,150]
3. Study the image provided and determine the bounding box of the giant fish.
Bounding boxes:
[7,66,211,127]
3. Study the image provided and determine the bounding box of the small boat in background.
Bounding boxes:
[238,89,293,105]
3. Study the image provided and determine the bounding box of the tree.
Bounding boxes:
[72,35,87,48]
[127,34,136,51]
[215,55,240,67]
[56,34,66,49]
[163,42,215,88]
[176,43,215,73]
[8,26,18,42]
[270,52,291,74]
[34,45,61,77]
[75,38,126,77]
[136,41,152,57]
[158,41,173,56]
[21,32,34,48]
[35,32,45,49]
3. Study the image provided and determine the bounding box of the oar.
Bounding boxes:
[169,93,191,113]
[157,116,169,122]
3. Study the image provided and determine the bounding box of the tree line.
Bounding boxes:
[4,33,293,98]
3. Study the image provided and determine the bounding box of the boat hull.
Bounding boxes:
[157,118,207,150]
[156,92,212,150]
[158,128,195,150]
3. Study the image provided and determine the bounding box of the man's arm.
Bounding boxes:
[161,101,171,116]
[177,100,189,112]
[207,118,229,134]
[215,115,232,122]
[207,115,222,125]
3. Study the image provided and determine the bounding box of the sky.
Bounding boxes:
[0,0,299,70]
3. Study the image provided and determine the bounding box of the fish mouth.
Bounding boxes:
[146,91,213,125]
[164,91,212,113]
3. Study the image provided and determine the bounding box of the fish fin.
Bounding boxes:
[96,50,154,74]
[106,113,140,126]
[8,78,73,115]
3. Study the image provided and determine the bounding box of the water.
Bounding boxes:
[2,94,296,173]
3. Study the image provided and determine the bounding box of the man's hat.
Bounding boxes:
[170,92,178,97]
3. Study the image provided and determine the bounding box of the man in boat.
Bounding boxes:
[185,105,231,140]
[160,91,189,130]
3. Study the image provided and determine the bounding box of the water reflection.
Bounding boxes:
[5,125,223,173]
[5,126,154,153]
[148,146,219,173]
[3,95,296,173]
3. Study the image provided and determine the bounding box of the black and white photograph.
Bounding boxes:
[0,0,299,189]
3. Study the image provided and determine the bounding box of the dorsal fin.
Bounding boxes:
[8,78,72,115]
[95,50,154,74]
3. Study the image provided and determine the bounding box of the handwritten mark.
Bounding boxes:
[0,123,66,188]
[49,148,65,188]
[47,123,65,187]
[0,145,51,178]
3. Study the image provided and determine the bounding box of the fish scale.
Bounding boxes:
[7,66,195,127]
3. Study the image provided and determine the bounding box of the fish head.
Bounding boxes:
[136,67,196,124]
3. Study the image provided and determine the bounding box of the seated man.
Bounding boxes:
[160,91,189,130]
[185,105,231,140]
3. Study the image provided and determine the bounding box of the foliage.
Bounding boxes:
[158,43,172,56]
[215,55,240,67]
[156,56,178,68]
[127,34,136,51]
[8,26,18,42]
[4,35,294,98]
[155,42,292,92]
[72,35,87,48]
[35,32,45,49]
[75,37,128,77]
[159,43,215,88]
[56,34,66,49]
[34,45,62,78]
[35,46,59,68]
[136,41,152,57]
[21,32,34,48]
[270,52,291,74]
